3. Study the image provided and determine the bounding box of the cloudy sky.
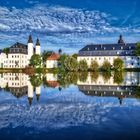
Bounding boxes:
[0,0,140,53]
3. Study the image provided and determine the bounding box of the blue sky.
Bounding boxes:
[0,0,140,53]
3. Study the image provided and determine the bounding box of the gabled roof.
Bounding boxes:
[47,53,60,60]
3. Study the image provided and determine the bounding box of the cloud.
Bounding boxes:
[0,4,140,53]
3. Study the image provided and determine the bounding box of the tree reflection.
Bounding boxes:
[113,72,124,85]
[102,72,111,83]
[30,74,42,87]
[90,72,99,83]
[78,72,88,83]
[58,72,78,87]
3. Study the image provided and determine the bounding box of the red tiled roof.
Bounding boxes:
[47,81,60,88]
[47,53,60,60]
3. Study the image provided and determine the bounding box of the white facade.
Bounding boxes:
[46,60,58,68]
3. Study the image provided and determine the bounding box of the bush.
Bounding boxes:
[64,56,78,71]
[101,60,111,72]
[113,58,124,71]
[79,59,88,71]
[90,60,99,71]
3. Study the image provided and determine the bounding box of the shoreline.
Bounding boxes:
[0,68,140,73]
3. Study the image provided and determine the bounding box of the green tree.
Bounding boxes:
[101,60,111,72]
[79,59,88,71]
[42,50,53,64]
[90,60,99,71]
[64,56,78,71]
[134,42,140,56]
[3,48,9,55]
[72,53,78,59]
[58,54,68,71]
[113,58,124,71]
[30,54,42,67]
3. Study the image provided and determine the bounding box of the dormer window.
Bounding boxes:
[87,47,89,51]
[129,46,131,49]
[121,47,123,50]
[104,47,106,50]
[95,48,97,50]
[113,47,115,50]
[117,51,120,54]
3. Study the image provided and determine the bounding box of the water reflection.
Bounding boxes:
[0,72,140,105]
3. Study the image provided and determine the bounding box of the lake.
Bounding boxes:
[0,72,140,140]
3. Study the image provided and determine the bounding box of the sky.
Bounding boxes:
[0,0,140,53]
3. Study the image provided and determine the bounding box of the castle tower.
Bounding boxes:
[28,35,34,60]
[36,86,41,101]
[27,81,34,105]
[118,35,125,44]
[35,38,41,55]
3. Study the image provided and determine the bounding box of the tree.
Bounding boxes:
[134,43,140,56]
[30,54,42,67]
[72,53,78,59]
[64,56,78,71]
[101,60,111,72]
[58,54,68,71]
[90,60,99,71]
[79,59,88,71]
[113,58,124,71]
[42,50,53,64]
[3,48,9,55]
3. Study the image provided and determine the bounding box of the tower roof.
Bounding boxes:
[118,35,125,44]
[36,38,40,46]
[28,35,33,43]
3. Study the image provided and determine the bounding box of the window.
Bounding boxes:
[131,63,133,65]
[121,47,123,50]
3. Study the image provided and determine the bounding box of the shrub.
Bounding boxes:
[79,59,88,71]
[101,60,111,72]
[90,60,99,71]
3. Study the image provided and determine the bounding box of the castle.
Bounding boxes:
[0,35,41,68]
[78,35,140,68]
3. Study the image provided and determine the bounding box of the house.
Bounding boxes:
[77,35,140,68]
[0,35,41,68]
[46,53,60,68]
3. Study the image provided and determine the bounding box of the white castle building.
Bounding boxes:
[78,35,140,68]
[0,35,41,68]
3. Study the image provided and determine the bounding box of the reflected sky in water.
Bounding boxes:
[0,72,140,140]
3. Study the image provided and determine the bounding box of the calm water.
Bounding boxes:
[0,72,140,140]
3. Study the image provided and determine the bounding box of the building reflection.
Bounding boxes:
[0,73,41,105]
[77,72,140,105]
[0,72,140,105]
